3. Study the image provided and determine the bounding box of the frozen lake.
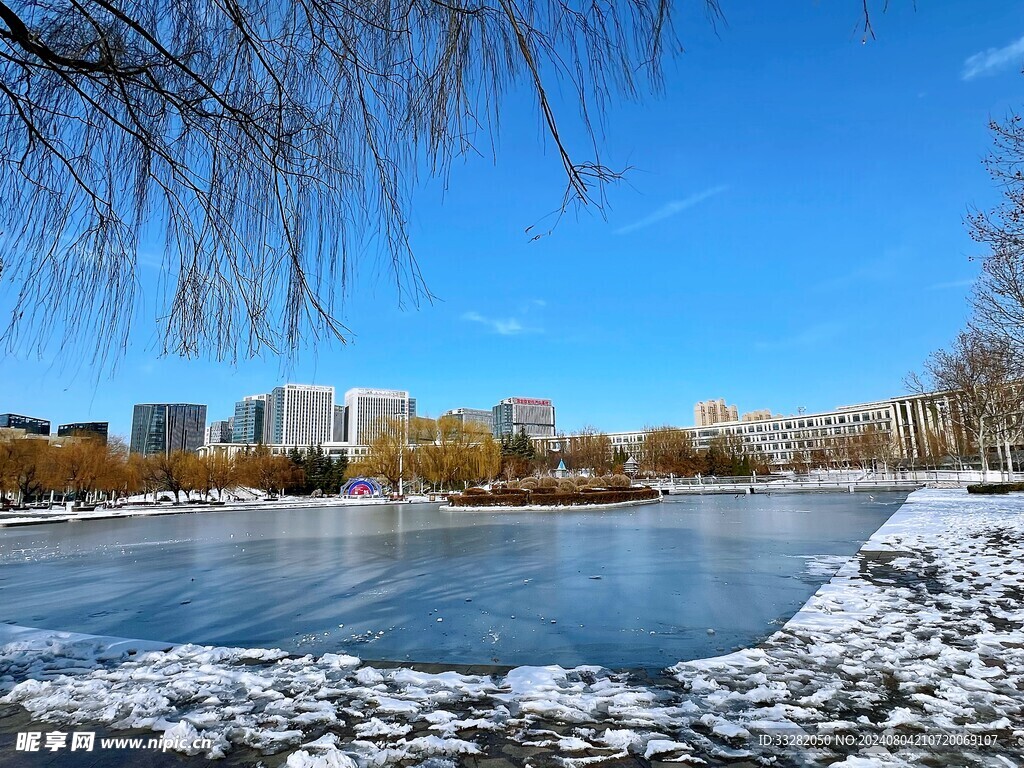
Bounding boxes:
[0,493,905,668]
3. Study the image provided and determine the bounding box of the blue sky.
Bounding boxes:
[2,2,1023,439]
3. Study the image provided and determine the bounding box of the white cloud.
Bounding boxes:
[926,278,975,291]
[613,185,728,235]
[962,35,1024,80]
[754,323,844,352]
[462,311,533,336]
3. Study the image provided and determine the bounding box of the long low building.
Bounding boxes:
[197,441,371,461]
[534,392,965,468]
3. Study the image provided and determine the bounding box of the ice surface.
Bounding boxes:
[2,488,1023,766]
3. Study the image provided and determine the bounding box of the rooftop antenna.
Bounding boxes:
[798,406,806,415]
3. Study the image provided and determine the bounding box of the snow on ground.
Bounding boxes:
[2,488,1023,766]
[0,495,424,528]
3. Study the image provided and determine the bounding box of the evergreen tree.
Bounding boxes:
[511,428,536,460]
[612,446,629,466]
[331,454,349,493]
[307,444,327,492]
[287,447,308,493]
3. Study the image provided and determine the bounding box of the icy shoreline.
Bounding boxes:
[0,495,438,528]
[2,488,1022,766]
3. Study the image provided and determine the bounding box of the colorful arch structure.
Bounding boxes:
[342,477,383,497]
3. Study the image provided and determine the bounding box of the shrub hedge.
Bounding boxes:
[455,493,537,506]
[449,486,659,507]
[967,483,1024,494]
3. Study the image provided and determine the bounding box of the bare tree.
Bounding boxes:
[410,415,496,489]
[203,452,238,500]
[561,426,612,476]
[969,111,1024,351]
[10,437,52,501]
[640,425,698,476]
[349,417,407,490]
[50,435,108,501]
[144,450,194,502]
[909,329,1023,474]
[235,445,296,496]
[0,0,732,362]
[0,434,24,504]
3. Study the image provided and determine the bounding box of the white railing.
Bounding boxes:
[641,469,1024,493]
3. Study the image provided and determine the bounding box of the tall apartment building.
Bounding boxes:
[205,419,233,445]
[232,396,267,443]
[443,408,495,434]
[492,397,556,438]
[694,398,739,426]
[741,410,775,422]
[129,404,207,456]
[266,384,335,446]
[0,414,50,435]
[57,422,109,443]
[344,388,415,445]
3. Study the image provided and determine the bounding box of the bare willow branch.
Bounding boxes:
[0,0,702,362]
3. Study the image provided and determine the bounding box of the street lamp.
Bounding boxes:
[398,399,409,498]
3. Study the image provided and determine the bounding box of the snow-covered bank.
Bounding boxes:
[2,488,1022,766]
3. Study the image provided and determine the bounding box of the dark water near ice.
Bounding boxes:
[0,493,905,668]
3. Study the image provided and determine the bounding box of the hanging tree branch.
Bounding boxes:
[0,0,894,363]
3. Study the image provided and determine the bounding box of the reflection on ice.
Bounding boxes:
[0,494,901,668]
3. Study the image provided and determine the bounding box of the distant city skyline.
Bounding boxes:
[1,381,948,444]
[1,3,1021,441]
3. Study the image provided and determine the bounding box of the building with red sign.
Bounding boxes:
[492,397,556,438]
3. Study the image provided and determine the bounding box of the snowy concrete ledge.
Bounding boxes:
[2,488,1022,766]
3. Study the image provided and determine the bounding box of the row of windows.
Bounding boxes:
[598,418,890,448]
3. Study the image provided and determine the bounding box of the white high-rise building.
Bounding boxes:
[344,388,414,445]
[267,384,335,446]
